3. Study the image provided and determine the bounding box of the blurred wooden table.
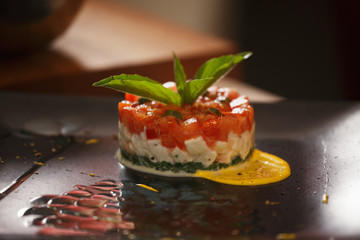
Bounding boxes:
[0,0,239,96]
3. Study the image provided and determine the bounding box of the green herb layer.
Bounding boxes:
[120,148,254,174]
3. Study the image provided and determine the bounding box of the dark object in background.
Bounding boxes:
[238,0,360,100]
[0,0,84,55]
[333,0,360,100]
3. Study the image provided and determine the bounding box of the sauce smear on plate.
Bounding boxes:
[195,149,290,185]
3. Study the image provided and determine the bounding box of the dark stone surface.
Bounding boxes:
[0,92,359,239]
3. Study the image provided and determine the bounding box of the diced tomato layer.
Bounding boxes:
[145,128,157,139]
[118,86,254,150]
[125,93,140,102]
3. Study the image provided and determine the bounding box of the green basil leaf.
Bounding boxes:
[93,74,159,86]
[189,52,252,102]
[93,74,181,106]
[173,53,186,96]
[93,52,251,107]
[182,77,214,105]
[194,52,252,80]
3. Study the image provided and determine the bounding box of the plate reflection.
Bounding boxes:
[19,179,263,239]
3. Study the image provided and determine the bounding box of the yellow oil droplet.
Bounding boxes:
[322,194,329,204]
[33,161,46,166]
[276,233,297,239]
[195,149,291,186]
[90,173,96,177]
[265,200,280,205]
[136,184,159,192]
[57,156,65,160]
[85,138,99,144]
[34,152,42,157]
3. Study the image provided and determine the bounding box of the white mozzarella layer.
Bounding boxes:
[118,122,255,167]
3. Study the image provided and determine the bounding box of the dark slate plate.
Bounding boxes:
[0,92,359,240]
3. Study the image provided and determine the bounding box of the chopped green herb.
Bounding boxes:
[120,148,253,174]
[217,96,231,103]
[208,107,222,116]
[138,98,151,104]
[163,110,183,120]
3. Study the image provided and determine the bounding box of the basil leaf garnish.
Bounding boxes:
[93,74,181,106]
[190,52,252,103]
[173,53,186,96]
[93,52,252,106]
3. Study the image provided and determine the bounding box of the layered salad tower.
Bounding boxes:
[93,52,254,175]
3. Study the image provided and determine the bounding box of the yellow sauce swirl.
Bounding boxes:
[195,149,291,185]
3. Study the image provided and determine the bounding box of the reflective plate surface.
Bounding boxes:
[0,92,360,239]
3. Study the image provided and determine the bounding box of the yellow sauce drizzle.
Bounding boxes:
[136,184,159,192]
[195,149,291,185]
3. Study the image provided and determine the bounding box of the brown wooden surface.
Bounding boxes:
[0,0,238,96]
